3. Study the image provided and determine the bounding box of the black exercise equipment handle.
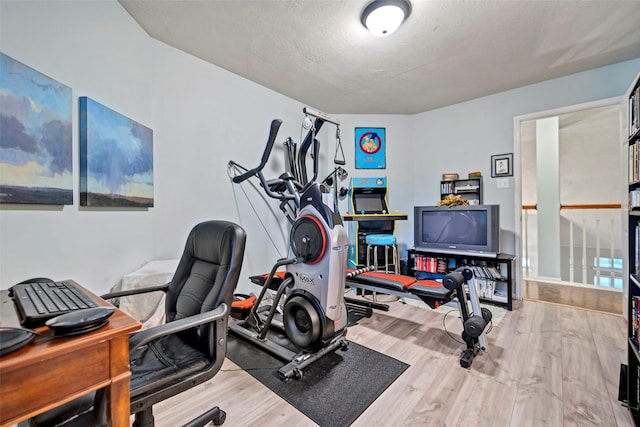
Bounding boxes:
[442,267,474,290]
[299,138,320,195]
[230,119,283,184]
[298,119,325,186]
[442,271,464,291]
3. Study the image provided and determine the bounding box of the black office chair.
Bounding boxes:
[23,220,247,427]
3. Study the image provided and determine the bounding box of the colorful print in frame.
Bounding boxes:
[0,53,73,204]
[355,127,385,169]
[79,97,153,207]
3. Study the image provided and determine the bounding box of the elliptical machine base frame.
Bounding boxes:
[229,258,349,381]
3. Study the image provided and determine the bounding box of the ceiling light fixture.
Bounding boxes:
[361,0,411,37]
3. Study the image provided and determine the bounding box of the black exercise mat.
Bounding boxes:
[226,334,409,427]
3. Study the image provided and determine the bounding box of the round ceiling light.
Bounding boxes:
[361,0,412,37]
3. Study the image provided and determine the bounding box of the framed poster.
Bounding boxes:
[0,53,73,205]
[491,153,513,177]
[355,127,385,169]
[79,97,154,207]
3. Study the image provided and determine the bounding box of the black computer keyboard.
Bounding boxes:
[9,280,99,327]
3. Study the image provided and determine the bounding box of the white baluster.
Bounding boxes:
[524,209,529,276]
[569,217,574,283]
[595,217,601,287]
[582,218,587,285]
[610,216,615,287]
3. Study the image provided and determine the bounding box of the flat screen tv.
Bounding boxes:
[413,204,500,257]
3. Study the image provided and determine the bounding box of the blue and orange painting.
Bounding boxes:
[79,97,153,207]
[0,53,73,204]
[355,127,385,169]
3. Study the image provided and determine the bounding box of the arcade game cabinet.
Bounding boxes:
[343,177,407,268]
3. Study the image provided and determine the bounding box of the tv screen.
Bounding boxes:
[414,205,500,256]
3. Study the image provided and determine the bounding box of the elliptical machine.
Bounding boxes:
[227,109,349,380]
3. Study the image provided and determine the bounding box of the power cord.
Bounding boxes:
[221,366,282,373]
[0,326,53,337]
[228,163,286,258]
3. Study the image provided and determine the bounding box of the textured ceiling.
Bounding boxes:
[118,0,640,114]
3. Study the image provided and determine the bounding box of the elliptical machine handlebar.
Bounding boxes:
[230,119,283,184]
[229,119,301,204]
[299,135,320,194]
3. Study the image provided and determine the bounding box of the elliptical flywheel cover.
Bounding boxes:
[290,215,327,264]
[283,293,325,351]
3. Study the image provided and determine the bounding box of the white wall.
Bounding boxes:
[1,0,639,297]
[149,40,326,291]
[0,1,316,294]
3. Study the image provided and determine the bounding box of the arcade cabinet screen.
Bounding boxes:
[354,193,385,214]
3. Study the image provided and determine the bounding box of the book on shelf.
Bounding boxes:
[440,181,453,194]
[455,185,479,193]
[470,266,500,300]
[474,277,494,299]
[636,225,640,276]
[631,143,637,184]
[631,190,640,209]
[414,255,447,274]
[630,85,639,138]
[492,287,508,303]
[633,295,639,345]
[468,264,505,281]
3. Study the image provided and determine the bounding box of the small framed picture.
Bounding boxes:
[355,127,386,169]
[491,153,513,177]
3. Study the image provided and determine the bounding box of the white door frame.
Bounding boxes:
[512,96,622,301]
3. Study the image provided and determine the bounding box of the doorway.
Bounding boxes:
[514,98,624,314]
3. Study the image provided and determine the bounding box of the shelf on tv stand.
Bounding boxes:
[408,248,514,310]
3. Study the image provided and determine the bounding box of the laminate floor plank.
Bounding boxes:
[153,359,313,426]
[560,305,616,426]
[472,300,533,383]
[351,353,455,427]
[509,304,564,427]
[587,312,633,427]
[451,372,519,427]
[561,333,616,426]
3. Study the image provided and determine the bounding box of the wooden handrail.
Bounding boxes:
[561,203,622,209]
[521,203,622,210]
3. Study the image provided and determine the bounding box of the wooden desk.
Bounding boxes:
[0,281,141,427]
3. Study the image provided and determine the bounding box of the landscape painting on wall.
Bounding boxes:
[0,52,73,205]
[79,97,153,207]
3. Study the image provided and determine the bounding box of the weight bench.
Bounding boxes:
[345,269,454,310]
[345,267,492,368]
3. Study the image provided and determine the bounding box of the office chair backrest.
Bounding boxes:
[165,220,246,355]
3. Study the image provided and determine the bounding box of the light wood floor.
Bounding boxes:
[152,299,633,426]
[525,279,623,315]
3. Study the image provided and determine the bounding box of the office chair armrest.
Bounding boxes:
[101,283,170,301]
[128,303,229,352]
